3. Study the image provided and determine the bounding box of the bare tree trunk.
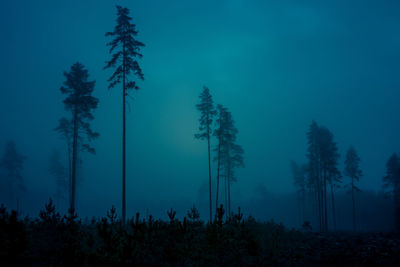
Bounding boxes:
[313,187,318,230]
[352,178,356,231]
[395,188,400,231]
[297,195,301,226]
[316,160,323,232]
[224,175,227,220]
[317,174,322,232]
[67,140,72,208]
[71,110,78,212]
[228,172,231,218]
[122,43,126,224]
[215,140,221,213]
[324,170,328,232]
[301,189,306,223]
[207,126,212,223]
[330,182,336,231]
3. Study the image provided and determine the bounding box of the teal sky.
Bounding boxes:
[1,0,400,218]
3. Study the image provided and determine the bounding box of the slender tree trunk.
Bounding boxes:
[207,125,212,223]
[395,188,400,231]
[301,189,306,223]
[215,140,221,213]
[316,160,323,232]
[317,174,322,232]
[297,195,302,226]
[228,169,231,218]
[71,110,78,212]
[330,182,336,231]
[67,142,72,208]
[122,43,126,224]
[324,170,328,232]
[352,178,356,231]
[224,175,227,220]
[8,176,13,207]
[313,187,318,230]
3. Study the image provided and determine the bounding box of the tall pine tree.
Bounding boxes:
[306,121,340,232]
[105,5,144,223]
[195,86,216,222]
[57,62,98,212]
[214,106,244,217]
[214,104,227,214]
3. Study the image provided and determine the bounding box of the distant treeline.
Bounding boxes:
[291,121,400,232]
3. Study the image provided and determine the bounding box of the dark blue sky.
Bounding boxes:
[1,0,400,218]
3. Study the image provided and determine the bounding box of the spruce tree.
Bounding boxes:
[105,5,144,223]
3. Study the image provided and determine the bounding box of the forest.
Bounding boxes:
[1,1,400,266]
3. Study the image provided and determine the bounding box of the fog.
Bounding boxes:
[1,0,399,231]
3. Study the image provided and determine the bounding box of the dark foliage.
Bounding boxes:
[105,5,144,91]
[1,201,400,266]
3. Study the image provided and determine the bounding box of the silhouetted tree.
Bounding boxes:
[105,5,144,223]
[306,121,322,231]
[214,104,227,213]
[214,106,244,217]
[58,62,99,212]
[291,161,307,224]
[195,86,216,222]
[344,146,362,231]
[0,140,27,204]
[48,149,68,207]
[319,126,340,232]
[383,153,400,231]
[306,121,340,232]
